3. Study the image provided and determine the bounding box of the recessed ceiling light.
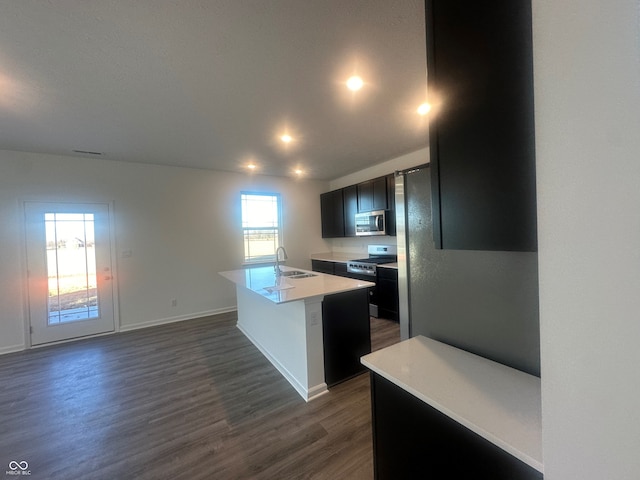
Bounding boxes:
[417,103,432,115]
[247,163,256,170]
[294,168,303,175]
[280,134,293,143]
[346,76,364,91]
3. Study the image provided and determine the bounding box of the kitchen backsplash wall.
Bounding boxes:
[328,237,399,256]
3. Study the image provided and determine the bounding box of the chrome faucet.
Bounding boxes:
[274,246,288,276]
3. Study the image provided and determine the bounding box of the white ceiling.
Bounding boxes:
[0,0,428,180]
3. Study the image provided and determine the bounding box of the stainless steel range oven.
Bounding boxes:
[346,245,397,317]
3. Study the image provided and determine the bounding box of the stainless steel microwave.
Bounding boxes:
[355,210,387,236]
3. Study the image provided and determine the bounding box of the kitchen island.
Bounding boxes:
[219,265,374,401]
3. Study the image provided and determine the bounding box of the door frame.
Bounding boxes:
[20,198,120,348]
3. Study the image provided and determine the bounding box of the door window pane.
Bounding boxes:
[45,213,99,324]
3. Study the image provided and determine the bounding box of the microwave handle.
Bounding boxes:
[376,214,384,231]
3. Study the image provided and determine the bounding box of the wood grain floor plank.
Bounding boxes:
[0,312,399,479]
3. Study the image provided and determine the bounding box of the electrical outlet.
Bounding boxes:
[170,299,177,307]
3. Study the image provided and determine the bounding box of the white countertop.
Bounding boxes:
[361,336,543,473]
[220,265,375,304]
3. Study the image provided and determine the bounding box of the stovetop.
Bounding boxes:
[347,245,397,276]
[349,256,397,265]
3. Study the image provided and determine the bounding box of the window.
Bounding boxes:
[241,192,282,264]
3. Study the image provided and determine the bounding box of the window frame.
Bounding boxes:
[240,191,283,265]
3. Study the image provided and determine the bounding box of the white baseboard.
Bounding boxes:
[0,307,239,356]
[237,323,328,403]
[119,306,237,333]
[0,344,26,355]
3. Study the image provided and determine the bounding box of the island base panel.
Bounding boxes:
[322,288,371,387]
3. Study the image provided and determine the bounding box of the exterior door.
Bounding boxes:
[24,202,115,346]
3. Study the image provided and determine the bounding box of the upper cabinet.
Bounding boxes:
[320,189,345,238]
[426,0,537,252]
[357,176,388,212]
[385,174,396,236]
[343,185,358,237]
[321,174,396,239]
[386,174,395,212]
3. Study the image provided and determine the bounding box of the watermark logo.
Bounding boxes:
[5,461,30,476]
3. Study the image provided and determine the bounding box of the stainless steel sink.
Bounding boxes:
[280,270,307,277]
[287,273,317,279]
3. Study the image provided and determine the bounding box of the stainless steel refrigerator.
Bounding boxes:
[394,165,430,341]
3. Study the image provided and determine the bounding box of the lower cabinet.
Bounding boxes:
[333,262,348,277]
[370,373,543,480]
[322,289,371,387]
[376,267,398,322]
[311,259,335,275]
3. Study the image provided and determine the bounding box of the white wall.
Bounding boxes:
[533,0,640,478]
[0,150,330,353]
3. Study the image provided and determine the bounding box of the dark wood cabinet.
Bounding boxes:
[311,260,350,279]
[311,259,335,275]
[372,177,388,211]
[322,289,371,386]
[320,189,345,238]
[370,373,542,480]
[343,185,358,237]
[426,0,537,252]
[385,174,396,236]
[385,174,395,211]
[320,175,396,238]
[376,267,398,322]
[312,261,353,281]
[357,176,388,213]
[333,262,348,277]
[357,180,373,212]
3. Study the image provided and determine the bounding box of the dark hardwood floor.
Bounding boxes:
[0,312,399,479]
